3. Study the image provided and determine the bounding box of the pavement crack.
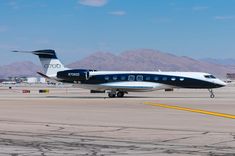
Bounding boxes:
[202,131,210,135]
[161,136,194,142]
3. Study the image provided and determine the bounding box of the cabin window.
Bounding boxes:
[113,76,118,80]
[171,77,176,81]
[136,75,143,81]
[179,77,184,81]
[104,76,109,81]
[162,77,168,81]
[204,75,216,79]
[121,76,126,81]
[145,76,151,81]
[210,75,216,78]
[128,75,135,81]
[154,77,159,81]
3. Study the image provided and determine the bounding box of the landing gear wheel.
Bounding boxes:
[108,92,116,98]
[117,91,125,98]
[208,89,215,98]
[210,94,215,98]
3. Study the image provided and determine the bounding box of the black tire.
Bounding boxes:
[210,94,215,98]
[117,92,124,98]
[108,93,116,98]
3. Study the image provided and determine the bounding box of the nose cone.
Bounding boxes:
[214,79,227,88]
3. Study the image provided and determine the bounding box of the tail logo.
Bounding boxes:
[44,64,62,68]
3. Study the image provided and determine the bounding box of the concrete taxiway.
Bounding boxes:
[0,84,235,155]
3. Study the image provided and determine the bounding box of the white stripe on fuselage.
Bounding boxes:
[76,81,175,92]
[99,81,175,91]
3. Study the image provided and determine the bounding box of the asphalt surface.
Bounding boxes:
[0,84,234,156]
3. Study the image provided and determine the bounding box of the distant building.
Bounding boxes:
[26,77,38,83]
[1,76,47,84]
[39,77,46,83]
[8,77,27,83]
[1,81,16,85]
[26,77,47,84]
[226,73,235,80]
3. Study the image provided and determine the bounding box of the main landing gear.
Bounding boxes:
[108,91,127,98]
[208,89,215,98]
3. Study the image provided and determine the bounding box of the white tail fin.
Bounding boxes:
[14,49,68,76]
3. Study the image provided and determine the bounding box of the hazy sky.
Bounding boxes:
[1,0,235,65]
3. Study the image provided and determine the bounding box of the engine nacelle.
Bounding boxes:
[57,69,89,81]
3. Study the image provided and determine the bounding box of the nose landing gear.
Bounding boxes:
[208,89,215,98]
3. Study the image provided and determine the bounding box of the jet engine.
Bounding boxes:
[57,69,89,81]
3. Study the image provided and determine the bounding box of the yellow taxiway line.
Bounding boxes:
[144,102,235,119]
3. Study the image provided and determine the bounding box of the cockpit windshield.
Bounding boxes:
[204,75,216,79]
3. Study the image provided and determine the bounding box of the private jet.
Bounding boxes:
[14,49,226,98]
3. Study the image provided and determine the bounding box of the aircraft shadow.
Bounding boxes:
[42,95,219,99]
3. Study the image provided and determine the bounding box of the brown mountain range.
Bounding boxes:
[68,49,235,78]
[0,49,234,78]
[0,61,40,79]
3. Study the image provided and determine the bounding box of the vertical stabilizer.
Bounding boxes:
[14,49,68,76]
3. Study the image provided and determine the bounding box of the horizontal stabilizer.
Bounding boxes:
[37,72,51,79]
[37,72,58,83]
